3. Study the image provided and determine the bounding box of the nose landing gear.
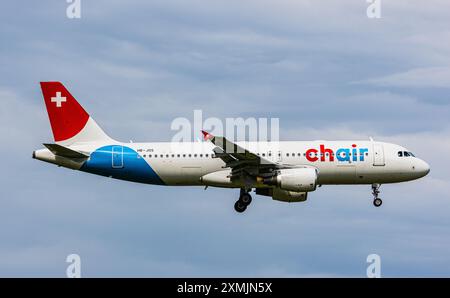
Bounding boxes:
[372,183,382,207]
[234,189,252,213]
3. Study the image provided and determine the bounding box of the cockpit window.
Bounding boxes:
[398,150,416,157]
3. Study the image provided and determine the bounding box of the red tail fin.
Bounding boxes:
[40,82,89,142]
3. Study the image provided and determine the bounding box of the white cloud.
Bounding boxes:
[92,61,173,80]
[360,67,450,88]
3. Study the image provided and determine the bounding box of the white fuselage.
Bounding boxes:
[35,140,430,187]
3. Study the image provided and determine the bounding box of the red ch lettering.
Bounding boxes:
[320,144,334,162]
[306,149,318,162]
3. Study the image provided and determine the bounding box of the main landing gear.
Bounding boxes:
[372,183,382,207]
[234,189,252,213]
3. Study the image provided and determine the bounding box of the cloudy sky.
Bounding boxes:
[1,0,450,277]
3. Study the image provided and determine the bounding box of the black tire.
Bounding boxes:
[240,193,252,206]
[373,198,382,207]
[234,200,247,213]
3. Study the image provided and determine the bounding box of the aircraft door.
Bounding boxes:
[373,143,385,166]
[112,145,124,168]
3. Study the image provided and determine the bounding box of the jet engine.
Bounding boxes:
[263,168,318,192]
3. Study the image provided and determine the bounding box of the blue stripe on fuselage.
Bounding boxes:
[80,145,165,185]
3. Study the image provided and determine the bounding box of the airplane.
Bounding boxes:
[33,82,430,213]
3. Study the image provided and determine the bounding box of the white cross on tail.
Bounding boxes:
[51,92,67,108]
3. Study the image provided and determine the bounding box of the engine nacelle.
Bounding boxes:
[256,188,308,203]
[264,168,318,192]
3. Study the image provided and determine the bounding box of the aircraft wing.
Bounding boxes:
[201,131,279,179]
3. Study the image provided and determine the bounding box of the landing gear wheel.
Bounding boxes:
[234,200,247,213]
[240,193,252,206]
[371,183,382,208]
[373,198,382,207]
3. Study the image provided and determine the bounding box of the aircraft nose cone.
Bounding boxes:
[415,159,430,177]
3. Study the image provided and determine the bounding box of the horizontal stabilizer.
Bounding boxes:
[43,143,89,159]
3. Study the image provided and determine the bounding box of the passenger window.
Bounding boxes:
[398,151,403,157]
